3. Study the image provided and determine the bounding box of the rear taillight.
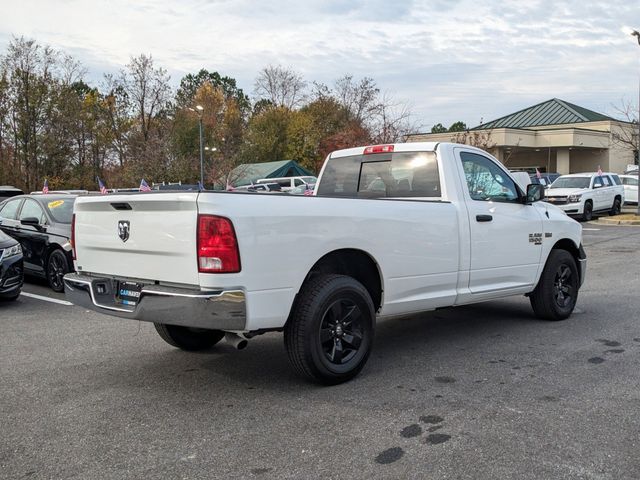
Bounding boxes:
[71,213,76,260]
[197,215,241,273]
[363,144,394,155]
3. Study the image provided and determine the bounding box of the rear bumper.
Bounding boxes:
[63,273,246,330]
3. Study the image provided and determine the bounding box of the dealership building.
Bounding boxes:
[407,98,637,174]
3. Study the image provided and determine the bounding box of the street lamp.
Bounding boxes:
[189,105,205,187]
[632,30,640,215]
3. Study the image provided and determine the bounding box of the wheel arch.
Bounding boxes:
[550,238,585,285]
[297,248,383,313]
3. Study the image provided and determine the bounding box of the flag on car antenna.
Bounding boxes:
[139,179,151,192]
[42,179,49,194]
[97,177,108,194]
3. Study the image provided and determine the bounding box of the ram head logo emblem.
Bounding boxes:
[118,220,130,243]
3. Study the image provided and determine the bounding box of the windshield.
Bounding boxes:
[45,197,75,223]
[549,177,590,189]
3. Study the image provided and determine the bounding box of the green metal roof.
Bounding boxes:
[473,98,615,130]
[229,160,314,186]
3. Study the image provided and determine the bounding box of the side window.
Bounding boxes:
[611,175,622,186]
[0,199,22,220]
[601,176,611,186]
[19,199,46,224]
[460,152,520,203]
[294,178,304,186]
[624,177,638,186]
[593,176,603,188]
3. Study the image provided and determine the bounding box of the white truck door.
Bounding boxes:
[456,150,544,293]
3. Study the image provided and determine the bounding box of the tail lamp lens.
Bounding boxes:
[197,215,241,273]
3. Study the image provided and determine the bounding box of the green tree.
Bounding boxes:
[448,121,467,132]
[431,123,447,133]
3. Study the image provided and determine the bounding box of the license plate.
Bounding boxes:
[116,281,143,306]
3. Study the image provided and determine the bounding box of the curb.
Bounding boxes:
[592,217,640,226]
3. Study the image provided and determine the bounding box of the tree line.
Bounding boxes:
[0,37,418,191]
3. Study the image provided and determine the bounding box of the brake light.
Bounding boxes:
[363,144,394,155]
[71,213,76,260]
[197,215,241,273]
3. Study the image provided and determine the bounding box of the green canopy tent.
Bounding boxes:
[228,160,315,187]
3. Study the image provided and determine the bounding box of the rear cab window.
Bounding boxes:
[316,151,441,198]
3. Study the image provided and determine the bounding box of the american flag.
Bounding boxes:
[226,182,235,191]
[535,168,542,179]
[304,184,315,196]
[97,177,108,195]
[42,179,49,194]
[139,179,151,192]
[597,165,603,176]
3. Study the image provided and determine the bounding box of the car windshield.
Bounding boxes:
[549,177,590,189]
[44,197,75,223]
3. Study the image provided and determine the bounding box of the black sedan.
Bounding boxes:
[0,194,76,292]
[0,229,23,300]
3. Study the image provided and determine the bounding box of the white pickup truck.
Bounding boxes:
[64,142,586,384]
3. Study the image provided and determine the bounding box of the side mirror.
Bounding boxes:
[526,184,545,204]
[593,183,602,189]
[21,217,43,230]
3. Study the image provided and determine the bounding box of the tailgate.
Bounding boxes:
[74,192,200,286]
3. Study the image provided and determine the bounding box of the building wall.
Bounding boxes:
[569,149,608,173]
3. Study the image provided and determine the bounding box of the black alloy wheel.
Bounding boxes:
[582,201,593,222]
[609,198,621,216]
[319,298,365,366]
[284,274,375,385]
[552,264,574,309]
[47,249,69,293]
[530,249,579,321]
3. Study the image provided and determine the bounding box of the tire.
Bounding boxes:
[530,249,579,321]
[46,249,70,292]
[0,290,20,301]
[609,197,621,216]
[284,274,375,385]
[154,323,224,351]
[581,201,593,222]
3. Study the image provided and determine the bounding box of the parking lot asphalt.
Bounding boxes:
[2,225,640,480]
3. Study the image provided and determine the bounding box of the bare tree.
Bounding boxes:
[451,129,496,152]
[121,54,171,142]
[254,65,306,110]
[610,99,638,154]
[333,75,381,123]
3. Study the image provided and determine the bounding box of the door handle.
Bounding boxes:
[476,214,493,222]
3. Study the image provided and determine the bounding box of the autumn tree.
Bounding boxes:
[254,65,307,110]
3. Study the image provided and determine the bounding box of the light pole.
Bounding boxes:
[189,105,205,187]
[632,30,640,215]
[205,146,217,187]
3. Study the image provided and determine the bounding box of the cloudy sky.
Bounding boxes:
[1,0,639,131]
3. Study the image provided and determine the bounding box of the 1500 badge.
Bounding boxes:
[529,233,543,245]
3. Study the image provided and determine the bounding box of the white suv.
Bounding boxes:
[545,172,624,221]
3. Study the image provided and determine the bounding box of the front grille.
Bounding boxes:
[545,196,568,205]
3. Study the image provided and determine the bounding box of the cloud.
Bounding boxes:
[1,0,639,126]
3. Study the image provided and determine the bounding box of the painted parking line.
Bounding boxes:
[583,228,601,231]
[20,292,73,306]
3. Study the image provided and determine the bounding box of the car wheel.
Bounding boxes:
[284,274,375,385]
[581,201,593,222]
[0,290,20,301]
[154,323,225,351]
[46,249,70,293]
[530,249,579,321]
[609,197,621,216]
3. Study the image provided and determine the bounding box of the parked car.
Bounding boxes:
[530,172,560,187]
[624,165,638,175]
[0,230,23,301]
[0,194,76,292]
[620,174,639,204]
[65,142,585,384]
[233,183,282,192]
[545,172,624,221]
[256,176,317,192]
[0,186,24,200]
